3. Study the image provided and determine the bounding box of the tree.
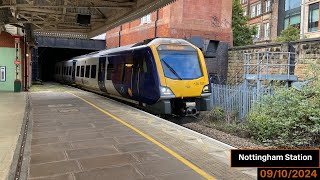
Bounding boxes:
[275,25,300,42]
[232,0,257,46]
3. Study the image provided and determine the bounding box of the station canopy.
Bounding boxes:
[0,0,175,39]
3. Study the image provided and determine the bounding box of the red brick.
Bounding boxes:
[106,0,233,48]
[0,32,15,48]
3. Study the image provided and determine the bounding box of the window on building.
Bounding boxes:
[141,13,152,24]
[308,2,319,32]
[85,65,90,78]
[264,22,270,39]
[241,0,247,4]
[284,15,301,29]
[76,66,80,77]
[285,0,301,11]
[284,0,301,30]
[257,3,262,16]
[243,7,247,16]
[251,5,256,18]
[80,66,84,77]
[91,65,97,79]
[266,0,271,12]
[256,24,261,38]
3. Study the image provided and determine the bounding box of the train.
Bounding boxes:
[54,38,212,116]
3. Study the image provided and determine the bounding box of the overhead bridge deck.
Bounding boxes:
[15,83,256,180]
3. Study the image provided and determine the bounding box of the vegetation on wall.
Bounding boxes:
[275,25,300,42]
[232,0,257,46]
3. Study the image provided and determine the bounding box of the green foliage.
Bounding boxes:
[205,107,225,122]
[275,25,300,42]
[247,68,320,148]
[232,0,257,46]
[204,107,251,138]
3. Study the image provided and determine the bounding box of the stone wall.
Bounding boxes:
[228,38,320,84]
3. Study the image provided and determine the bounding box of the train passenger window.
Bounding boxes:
[76,66,80,77]
[64,67,67,75]
[81,66,85,77]
[142,60,148,73]
[69,66,72,75]
[85,65,90,78]
[106,64,114,80]
[91,65,97,79]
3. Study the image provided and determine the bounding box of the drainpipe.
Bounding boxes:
[154,9,159,38]
[118,25,122,47]
[301,0,306,39]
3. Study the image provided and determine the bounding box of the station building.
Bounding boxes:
[106,0,233,48]
[0,27,32,92]
[243,0,320,43]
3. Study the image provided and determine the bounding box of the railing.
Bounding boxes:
[211,83,272,119]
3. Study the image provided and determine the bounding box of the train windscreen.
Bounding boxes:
[157,45,203,80]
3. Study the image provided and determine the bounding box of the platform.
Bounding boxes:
[10,83,256,180]
[0,92,26,179]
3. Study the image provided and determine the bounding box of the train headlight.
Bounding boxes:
[160,86,174,96]
[202,85,210,93]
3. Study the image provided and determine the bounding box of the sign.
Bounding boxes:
[14,60,21,65]
[0,66,6,82]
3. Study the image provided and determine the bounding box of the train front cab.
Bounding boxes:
[147,39,212,116]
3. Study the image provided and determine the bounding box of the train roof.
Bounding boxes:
[69,38,192,60]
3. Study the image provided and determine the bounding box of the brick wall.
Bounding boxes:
[106,0,233,48]
[0,32,15,48]
[227,38,320,84]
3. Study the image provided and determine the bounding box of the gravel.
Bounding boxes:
[182,121,266,149]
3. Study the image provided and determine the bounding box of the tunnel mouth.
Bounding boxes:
[35,47,95,82]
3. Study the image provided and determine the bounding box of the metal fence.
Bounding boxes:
[211,83,271,119]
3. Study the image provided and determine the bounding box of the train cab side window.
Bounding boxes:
[85,65,90,78]
[91,65,97,79]
[81,66,85,77]
[76,66,80,77]
[106,64,114,80]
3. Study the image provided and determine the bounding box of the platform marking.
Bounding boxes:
[68,92,216,180]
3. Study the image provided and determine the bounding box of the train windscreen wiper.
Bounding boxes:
[161,58,182,80]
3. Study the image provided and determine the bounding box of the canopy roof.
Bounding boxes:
[0,0,175,39]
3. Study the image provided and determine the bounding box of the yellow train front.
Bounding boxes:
[147,38,212,116]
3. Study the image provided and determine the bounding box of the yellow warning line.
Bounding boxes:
[67,92,216,180]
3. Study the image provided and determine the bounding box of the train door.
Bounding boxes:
[98,57,107,92]
[132,51,142,102]
[133,49,158,104]
[72,61,76,82]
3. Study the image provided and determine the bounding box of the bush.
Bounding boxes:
[275,25,300,42]
[247,73,320,148]
[205,107,225,122]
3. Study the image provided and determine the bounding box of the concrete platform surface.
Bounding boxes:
[27,84,256,180]
[0,92,26,180]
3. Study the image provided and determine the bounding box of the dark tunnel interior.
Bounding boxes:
[38,48,96,81]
